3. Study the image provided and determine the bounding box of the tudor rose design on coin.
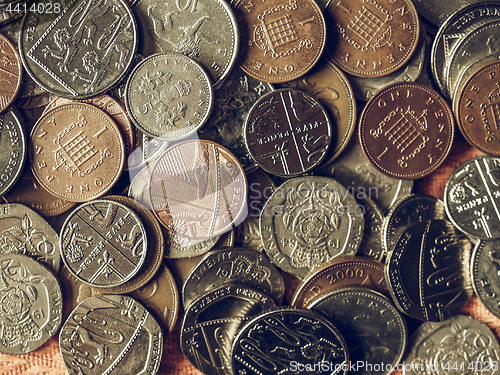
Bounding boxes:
[149,140,248,239]
[125,53,213,140]
[260,176,364,279]
[19,0,137,98]
[29,103,125,202]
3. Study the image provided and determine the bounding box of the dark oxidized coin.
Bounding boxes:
[60,295,163,375]
[60,199,148,287]
[308,287,407,375]
[0,253,62,354]
[0,108,25,197]
[182,247,285,307]
[444,155,500,240]
[181,284,276,375]
[244,88,332,177]
[385,219,473,321]
[231,307,349,375]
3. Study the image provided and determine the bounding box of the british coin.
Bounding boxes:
[355,193,385,260]
[0,32,21,113]
[166,231,219,259]
[199,66,274,172]
[0,253,62,354]
[308,287,407,375]
[129,262,179,332]
[60,295,163,375]
[444,155,500,240]
[60,199,148,287]
[260,176,364,279]
[149,139,248,239]
[231,307,349,375]
[0,203,60,272]
[126,133,170,171]
[244,88,332,177]
[359,82,454,179]
[454,61,500,156]
[322,0,420,78]
[29,103,125,202]
[132,0,238,88]
[0,4,23,28]
[412,0,485,27]
[125,52,213,140]
[233,0,326,83]
[96,196,164,293]
[19,0,137,98]
[291,257,388,308]
[165,254,206,287]
[128,163,154,209]
[382,194,446,254]
[385,219,472,321]
[402,315,500,375]
[183,247,285,307]
[278,58,357,165]
[318,138,413,212]
[0,107,25,197]
[216,228,235,247]
[181,284,276,375]
[471,238,500,320]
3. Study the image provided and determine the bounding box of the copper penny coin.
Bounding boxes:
[233,0,326,83]
[454,61,500,156]
[323,0,420,78]
[60,199,148,288]
[0,32,21,113]
[149,140,248,240]
[359,82,454,179]
[245,88,332,177]
[29,103,125,202]
[291,256,388,308]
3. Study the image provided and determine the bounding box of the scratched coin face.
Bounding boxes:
[29,103,125,202]
[0,32,21,113]
[60,200,148,287]
[149,140,248,240]
[19,0,137,99]
[244,88,332,177]
[125,52,213,140]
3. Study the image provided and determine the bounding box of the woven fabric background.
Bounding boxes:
[0,137,498,375]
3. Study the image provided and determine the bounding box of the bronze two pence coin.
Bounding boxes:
[149,139,248,240]
[359,82,454,179]
[29,103,125,202]
[0,32,21,113]
[245,88,332,177]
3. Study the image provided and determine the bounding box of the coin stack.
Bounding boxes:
[0,0,500,374]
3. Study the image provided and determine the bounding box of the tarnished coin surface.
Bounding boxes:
[0,108,25,197]
[60,295,163,375]
[359,82,454,179]
[413,0,485,27]
[183,247,285,307]
[0,253,62,354]
[322,0,420,78]
[125,52,213,140]
[402,315,500,375]
[19,0,137,98]
[60,199,148,287]
[0,32,21,113]
[291,257,388,308]
[29,103,125,202]
[245,88,332,177]
[149,140,248,239]
[260,176,364,279]
[386,219,472,321]
[132,0,238,88]
[233,0,326,83]
[309,287,407,375]
[181,284,276,375]
[444,155,500,240]
[0,203,60,272]
[231,307,349,375]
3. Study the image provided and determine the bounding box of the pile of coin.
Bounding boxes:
[1,0,500,374]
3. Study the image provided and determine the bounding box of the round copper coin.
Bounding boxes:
[29,103,125,202]
[233,0,326,83]
[149,140,248,240]
[323,0,420,78]
[359,82,454,179]
[0,32,21,113]
[245,88,332,177]
[454,60,500,156]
